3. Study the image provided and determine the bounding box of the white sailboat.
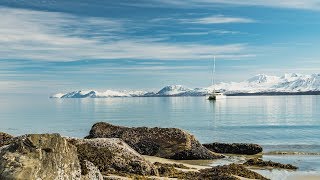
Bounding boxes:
[208,56,226,100]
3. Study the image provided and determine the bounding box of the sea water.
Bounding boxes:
[1,95,319,178]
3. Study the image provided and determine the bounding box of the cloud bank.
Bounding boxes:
[0,6,254,61]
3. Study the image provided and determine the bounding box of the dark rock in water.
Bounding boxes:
[0,132,13,147]
[154,162,269,180]
[203,142,263,155]
[68,138,158,176]
[0,134,81,180]
[86,122,223,160]
[244,158,298,170]
[198,164,269,180]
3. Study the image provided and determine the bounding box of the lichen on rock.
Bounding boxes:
[0,132,13,147]
[81,160,103,180]
[0,133,81,180]
[68,137,158,176]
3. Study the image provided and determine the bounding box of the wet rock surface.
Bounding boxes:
[203,142,263,155]
[0,133,81,180]
[68,137,158,176]
[0,132,13,147]
[244,158,298,170]
[86,122,223,160]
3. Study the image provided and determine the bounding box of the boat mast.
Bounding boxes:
[211,56,216,93]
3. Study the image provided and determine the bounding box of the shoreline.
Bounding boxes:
[144,154,320,180]
[1,122,320,179]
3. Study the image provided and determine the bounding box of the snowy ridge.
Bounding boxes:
[51,73,320,98]
[55,90,148,98]
[157,85,191,96]
[211,73,320,94]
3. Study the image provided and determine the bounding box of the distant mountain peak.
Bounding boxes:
[247,74,279,84]
[51,73,320,98]
[157,85,191,96]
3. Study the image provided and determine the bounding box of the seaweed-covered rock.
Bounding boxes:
[81,160,103,180]
[0,132,13,147]
[203,142,263,155]
[154,163,268,180]
[244,158,298,170]
[0,133,81,180]
[86,122,223,160]
[68,138,158,176]
[199,164,269,180]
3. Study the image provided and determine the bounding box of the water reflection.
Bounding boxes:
[0,95,319,145]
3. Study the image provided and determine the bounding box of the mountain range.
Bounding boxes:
[51,73,320,98]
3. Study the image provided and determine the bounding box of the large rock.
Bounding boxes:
[0,133,81,180]
[0,132,13,147]
[68,138,158,176]
[203,142,263,155]
[86,122,223,160]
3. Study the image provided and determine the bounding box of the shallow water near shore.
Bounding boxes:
[1,94,320,178]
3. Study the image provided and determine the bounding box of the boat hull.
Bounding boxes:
[207,94,226,100]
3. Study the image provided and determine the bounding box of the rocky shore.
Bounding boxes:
[0,122,298,179]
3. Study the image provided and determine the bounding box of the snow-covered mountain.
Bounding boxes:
[157,85,191,96]
[51,73,320,98]
[55,90,148,98]
[211,73,320,94]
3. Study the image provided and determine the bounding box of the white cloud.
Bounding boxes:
[211,0,320,10]
[0,6,254,61]
[150,15,255,25]
[185,15,255,24]
[149,0,320,10]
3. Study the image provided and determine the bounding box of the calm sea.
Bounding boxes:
[1,95,320,178]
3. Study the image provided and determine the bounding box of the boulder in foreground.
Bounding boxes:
[86,122,223,160]
[203,142,263,155]
[68,138,158,176]
[0,133,81,180]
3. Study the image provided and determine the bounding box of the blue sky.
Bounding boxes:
[1,0,320,94]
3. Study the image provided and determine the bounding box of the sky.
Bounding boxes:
[1,0,320,94]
